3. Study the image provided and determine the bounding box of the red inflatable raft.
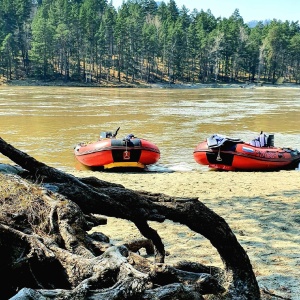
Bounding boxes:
[74,127,160,169]
[193,133,300,171]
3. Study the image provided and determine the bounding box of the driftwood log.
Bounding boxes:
[0,137,261,299]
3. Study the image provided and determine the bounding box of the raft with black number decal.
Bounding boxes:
[193,133,300,171]
[74,127,160,169]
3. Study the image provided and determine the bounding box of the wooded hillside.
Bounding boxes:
[1,0,300,86]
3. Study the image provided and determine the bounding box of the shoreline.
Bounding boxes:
[69,169,300,299]
[1,78,300,89]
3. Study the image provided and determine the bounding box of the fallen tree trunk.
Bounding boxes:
[0,137,261,299]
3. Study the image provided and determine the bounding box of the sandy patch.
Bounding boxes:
[69,169,300,299]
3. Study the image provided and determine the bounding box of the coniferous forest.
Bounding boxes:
[1,0,300,86]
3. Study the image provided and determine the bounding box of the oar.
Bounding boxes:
[112,127,120,137]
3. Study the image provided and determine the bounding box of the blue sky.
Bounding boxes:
[111,0,300,23]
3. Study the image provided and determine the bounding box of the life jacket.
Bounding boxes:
[250,132,267,147]
[259,132,267,147]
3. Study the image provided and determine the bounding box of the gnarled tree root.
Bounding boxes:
[0,137,261,299]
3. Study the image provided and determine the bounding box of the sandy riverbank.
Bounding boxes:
[69,169,300,299]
